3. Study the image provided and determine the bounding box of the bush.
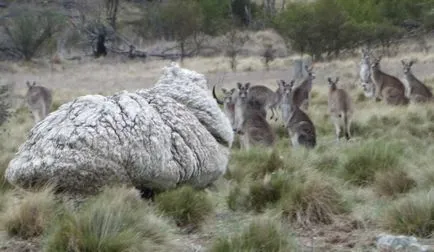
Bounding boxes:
[374,169,416,197]
[4,8,66,61]
[279,173,348,225]
[227,149,285,183]
[339,140,403,185]
[155,185,214,230]
[44,186,182,252]
[381,190,434,237]
[1,187,58,239]
[209,217,298,252]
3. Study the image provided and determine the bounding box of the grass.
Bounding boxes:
[209,216,298,252]
[155,185,214,231]
[339,139,404,186]
[1,41,434,250]
[43,186,183,252]
[381,189,434,237]
[0,187,58,239]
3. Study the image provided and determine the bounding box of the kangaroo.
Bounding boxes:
[25,81,53,123]
[370,56,409,106]
[291,65,315,111]
[359,48,376,98]
[233,82,275,150]
[327,77,353,142]
[212,85,238,127]
[401,60,433,103]
[280,80,316,149]
[239,82,284,121]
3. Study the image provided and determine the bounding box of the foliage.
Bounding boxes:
[44,186,181,252]
[374,169,416,197]
[155,185,214,230]
[209,217,298,252]
[3,8,66,61]
[0,187,58,239]
[381,190,434,237]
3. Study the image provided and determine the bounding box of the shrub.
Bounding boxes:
[155,185,214,230]
[4,8,66,61]
[209,217,298,252]
[374,169,416,197]
[44,186,182,252]
[381,190,434,237]
[339,140,403,185]
[279,173,348,225]
[227,149,284,183]
[1,187,58,239]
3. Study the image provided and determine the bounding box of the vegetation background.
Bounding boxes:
[0,0,433,251]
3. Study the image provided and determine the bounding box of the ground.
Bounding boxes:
[0,41,434,251]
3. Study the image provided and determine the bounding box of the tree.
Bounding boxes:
[160,0,203,62]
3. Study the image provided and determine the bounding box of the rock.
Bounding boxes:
[376,233,434,252]
[5,62,234,195]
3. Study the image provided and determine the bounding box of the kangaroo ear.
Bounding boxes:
[401,60,406,66]
[409,60,414,67]
[221,88,228,93]
[335,77,339,83]
[26,81,31,88]
[327,77,332,83]
[289,80,295,87]
[32,81,36,86]
[245,82,251,89]
[237,82,242,89]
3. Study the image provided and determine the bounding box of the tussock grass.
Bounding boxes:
[155,185,214,231]
[374,169,416,197]
[226,148,285,183]
[44,186,183,252]
[0,187,58,239]
[279,172,348,225]
[209,216,298,252]
[381,190,434,237]
[339,140,403,186]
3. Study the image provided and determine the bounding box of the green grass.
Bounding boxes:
[381,190,434,237]
[155,185,214,231]
[43,186,183,252]
[209,216,299,252]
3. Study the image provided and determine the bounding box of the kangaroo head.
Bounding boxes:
[401,59,415,74]
[221,88,237,105]
[327,77,339,90]
[237,82,251,101]
[26,81,36,89]
[304,65,315,80]
[370,55,382,70]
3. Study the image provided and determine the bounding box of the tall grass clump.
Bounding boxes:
[381,190,434,237]
[0,187,58,239]
[209,216,298,252]
[374,169,416,197]
[155,185,214,231]
[44,186,183,252]
[339,140,403,186]
[226,148,285,183]
[279,172,348,226]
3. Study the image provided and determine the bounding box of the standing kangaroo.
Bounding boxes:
[359,48,375,98]
[291,65,315,111]
[401,60,433,103]
[233,82,275,150]
[370,56,409,106]
[212,85,238,127]
[327,77,353,142]
[280,80,316,149]
[25,81,53,123]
